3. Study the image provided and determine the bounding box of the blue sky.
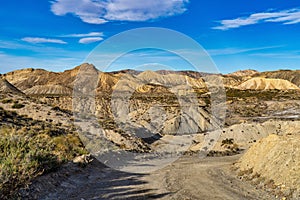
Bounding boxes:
[0,0,300,74]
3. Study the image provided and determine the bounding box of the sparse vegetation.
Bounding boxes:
[0,128,59,199]
[221,138,234,145]
[220,138,240,154]
[11,102,25,109]
[1,99,13,104]
[0,108,87,199]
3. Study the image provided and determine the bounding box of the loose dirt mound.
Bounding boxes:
[236,134,300,199]
[189,120,300,154]
[237,77,299,90]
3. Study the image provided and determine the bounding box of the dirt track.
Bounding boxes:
[27,155,274,200]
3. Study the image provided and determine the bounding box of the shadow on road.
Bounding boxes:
[22,159,170,200]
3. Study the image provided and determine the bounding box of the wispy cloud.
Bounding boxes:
[213,8,300,30]
[22,37,67,44]
[207,45,283,56]
[79,37,104,44]
[61,32,104,38]
[51,0,189,24]
[250,51,300,59]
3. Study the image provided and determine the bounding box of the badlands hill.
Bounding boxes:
[4,65,84,88]
[228,69,259,77]
[258,70,300,87]
[2,64,300,97]
[2,64,209,96]
[236,77,300,90]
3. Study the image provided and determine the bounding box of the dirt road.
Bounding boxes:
[25,155,274,200]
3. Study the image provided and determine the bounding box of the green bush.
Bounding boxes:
[11,103,25,109]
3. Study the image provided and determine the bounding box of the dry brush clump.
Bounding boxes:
[0,108,87,199]
[0,128,59,199]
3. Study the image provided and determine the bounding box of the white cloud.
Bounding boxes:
[51,0,189,24]
[80,16,108,24]
[213,8,300,30]
[51,0,107,24]
[79,37,104,44]
[22,37,67,44]
[103,0,189,21]
[62,32,104,37]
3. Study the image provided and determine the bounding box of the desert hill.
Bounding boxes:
[4,68,59,91]
[236,77,299,90]
[2,64,210,96]
[3,64,300,96]
[257,70,300,87]
[228,69,259,77]
[3,64,84,95]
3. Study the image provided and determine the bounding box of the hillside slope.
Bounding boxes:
[0,78,24,94]
[236,133,300,199]
[258,70,300,87]
[236,77,299,90]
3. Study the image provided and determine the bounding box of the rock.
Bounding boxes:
[73,154,93,164]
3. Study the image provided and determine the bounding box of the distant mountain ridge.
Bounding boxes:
[1,64,300,96]
[228,69,259,77]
